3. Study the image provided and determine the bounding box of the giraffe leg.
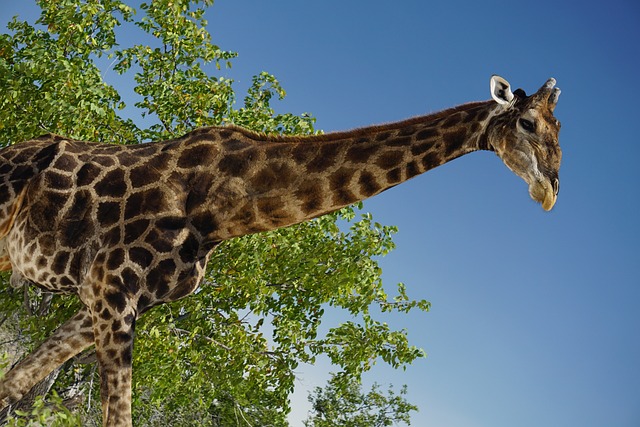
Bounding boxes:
[90,300,136,427]
[0,306,94,407]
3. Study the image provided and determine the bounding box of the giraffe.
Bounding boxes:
[0,75,561,426]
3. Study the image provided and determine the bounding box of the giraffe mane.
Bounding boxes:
[208,100,492,144]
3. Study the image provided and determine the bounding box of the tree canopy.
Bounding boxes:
[0,1,428,425]
[305,375,417,427]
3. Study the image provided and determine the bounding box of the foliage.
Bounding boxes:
[5,393,82,427]
[0,0,138,144]
[0,1,429,425]
[304,375,417,427]
[0,352,7,379]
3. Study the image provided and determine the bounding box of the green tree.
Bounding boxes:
[304,375,418,427]
[0,1,429,425]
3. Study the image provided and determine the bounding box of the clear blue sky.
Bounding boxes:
[2,1,639,426]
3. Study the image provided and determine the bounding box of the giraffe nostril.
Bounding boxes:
[553,178,560,195]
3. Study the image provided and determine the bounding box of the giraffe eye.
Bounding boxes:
[519,118,536,133]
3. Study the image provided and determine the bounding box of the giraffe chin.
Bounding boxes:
[529,181,556,211]
[541,194,557,211]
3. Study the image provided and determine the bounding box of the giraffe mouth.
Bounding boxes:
[529,180,557,211]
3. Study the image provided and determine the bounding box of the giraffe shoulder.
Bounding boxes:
[0,138,64,240]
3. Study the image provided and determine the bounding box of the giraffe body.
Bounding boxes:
[0,76,562,426]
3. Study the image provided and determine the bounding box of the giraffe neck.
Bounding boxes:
[184,100,497,240]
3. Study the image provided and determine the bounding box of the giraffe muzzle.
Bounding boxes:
[529,179,557,211]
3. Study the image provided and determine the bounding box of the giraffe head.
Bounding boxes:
[488,75,562,211]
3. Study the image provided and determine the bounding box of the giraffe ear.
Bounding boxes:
[490,75,514,105]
